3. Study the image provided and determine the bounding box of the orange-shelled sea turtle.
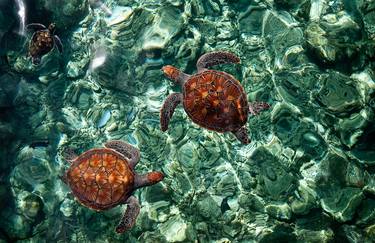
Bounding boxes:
[61,140,164,233]
[160,51,270,144]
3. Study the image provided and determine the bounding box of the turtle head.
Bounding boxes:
[48,23,56,33]
[134,171,164,189]
[147,171,164,184]
[162,65,181,81]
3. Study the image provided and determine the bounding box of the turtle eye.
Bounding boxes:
[49,23,56,31]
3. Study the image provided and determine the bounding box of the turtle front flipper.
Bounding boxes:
[26,23,46,31]
[160,93,183,132]
[249,101,271,116]
[134,171,164,189]
[115,196,140,233]
[196,51,240,72]
[232,126,250,144]
[54,35,63,53]
[104,140,140,169]
[62,148,78,164]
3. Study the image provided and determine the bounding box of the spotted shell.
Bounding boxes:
[66,148,134,211]
[183,70,249,132]
[29,30,54,59]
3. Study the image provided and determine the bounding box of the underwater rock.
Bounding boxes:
[336,225,364,243]
[159,215,189,242]
[0,122,15,141]
[238,6,266,36]
[273,67,319,107]
[177,141,197,171]
[345,162,365,188]
[258,223,296,242]
[358,0,375,39]
[0,73,20,108]
[1,213,32,240]
[315,71,362,116]
[350,121,375,165]
[271,102,328,161]
[265,203,292,220]
[196,139,222,168]
[238,192,266,213]
[321,187,364,222]
[364,174,375,196]
[213,166,238,197]
[337,109,371,148]
[11,146,52,189]
[295,211,335,241]
[17,192,44,219]
[59,198,76,218]
[274,0,308,11]
[34,0,89,28]
[249,145,296,200]
[67,56,90,79]
[237,166,257,190]
[290,180,318,215]
[305,10,362,68]
[196,194,221,219]
[356,198,375,226]
[296,228,334,243]
[365,224,375,239]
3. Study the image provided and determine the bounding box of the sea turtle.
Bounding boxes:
[160,51,270,144]
[61,140,164,233]
[26,23,63,65]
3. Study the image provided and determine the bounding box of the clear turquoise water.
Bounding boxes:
[0,0,375,242]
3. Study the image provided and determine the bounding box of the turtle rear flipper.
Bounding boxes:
[26,23,46,31]
[115,196,140,233]
[54,35,63,53]
[196,51,240,72]
[160,93,182,132]
[232,126,250,144]
[249,101,270,116]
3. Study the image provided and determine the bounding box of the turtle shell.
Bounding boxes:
[66,148,134,211]
[183,70,249,132]
[29,30,54,58]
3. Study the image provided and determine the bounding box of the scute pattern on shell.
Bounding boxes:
[183,70,248,132]
[67,148,134,210]
[29,30,54,58]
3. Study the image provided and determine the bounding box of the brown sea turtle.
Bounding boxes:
[61,140,164,233]
[26,23,63,65]
[160,51,270,144]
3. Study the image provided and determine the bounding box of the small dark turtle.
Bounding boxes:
[26,23,63,65]
[160,51,270,144]
[61,140,164,233]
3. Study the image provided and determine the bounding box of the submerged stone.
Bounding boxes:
[265,203,292,220]
[159,215,188,242]
[321,187,364,222]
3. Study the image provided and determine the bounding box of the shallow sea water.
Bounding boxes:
[1,0,375,242]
